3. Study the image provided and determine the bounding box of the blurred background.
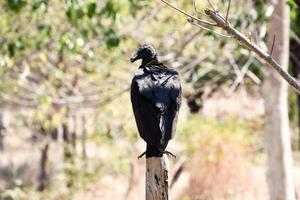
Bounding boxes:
[0,0,299,199]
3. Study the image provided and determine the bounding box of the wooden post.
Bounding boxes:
[146,155,169,200]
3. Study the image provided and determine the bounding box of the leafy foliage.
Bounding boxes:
[289,0,300,36]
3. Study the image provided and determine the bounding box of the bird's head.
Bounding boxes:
[130,44,157,64]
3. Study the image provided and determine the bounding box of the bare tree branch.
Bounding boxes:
[193,0,199,14]
[247,70,262,85]
[205,9,300,93]
[225,0,232,23]
[207,0,217,13]
[227,54,255,95]
[188,19,232,38]
[269,35,276,57]
[159,0,300,94]
[160,0,217,26]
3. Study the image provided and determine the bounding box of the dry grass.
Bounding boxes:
[185,135,268,200]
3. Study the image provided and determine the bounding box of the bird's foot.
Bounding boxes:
[163,151,176,159]
[138,151,146,159]
[138,151,176,159]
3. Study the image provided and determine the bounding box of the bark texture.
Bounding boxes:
[146,155,169,200]
[263,1,295,199]
[63,121,75,188]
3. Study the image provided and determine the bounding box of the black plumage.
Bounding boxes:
[130,44,181,158]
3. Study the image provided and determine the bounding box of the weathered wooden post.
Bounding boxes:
[146,155,169,200]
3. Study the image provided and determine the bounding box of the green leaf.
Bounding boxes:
[287,0,298,9]
[32,0,48,11]
[104,28,120,48]
[66,6,84,24]
[87,3,96,18]
[106,36,120,48]
[5,0,27,13]
[101,2,117,20]
[234,19,242,28]
[39,95,52,105]
[8,42,15,57]
[37,24,47,31]
[76,7,84,19]
[15,40,24,50]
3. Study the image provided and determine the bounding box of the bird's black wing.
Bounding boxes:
[130,65,181,149]
[131,75,162,145]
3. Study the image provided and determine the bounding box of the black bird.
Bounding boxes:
[130,44,181,158]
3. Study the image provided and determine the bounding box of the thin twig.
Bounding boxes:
[269,35,276,57]
[207,0,217,13]
[225,0,231,23]
[193,1,213,18]
[246,70,262,85]
[227,54,254,95]
[193,0,199,14]
[160,0,217,26]
[188,19,232,38]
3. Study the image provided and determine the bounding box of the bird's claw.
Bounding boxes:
[163,151,176,159]
[137,151,176,159]
[138,152,146,159]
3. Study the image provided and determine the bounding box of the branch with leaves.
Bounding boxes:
[160,0,300,94]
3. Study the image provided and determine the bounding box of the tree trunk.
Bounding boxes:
[0,112,5,151]
[0,133,3,151]
[63,121,74,188]
[71,115,77,153]
[37,142,49,191]
[63,122,73,160]
[263,1,295,199]
[146,155,169,200]
[81,115,87,160]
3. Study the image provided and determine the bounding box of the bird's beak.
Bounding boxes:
[130,52,139,63]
